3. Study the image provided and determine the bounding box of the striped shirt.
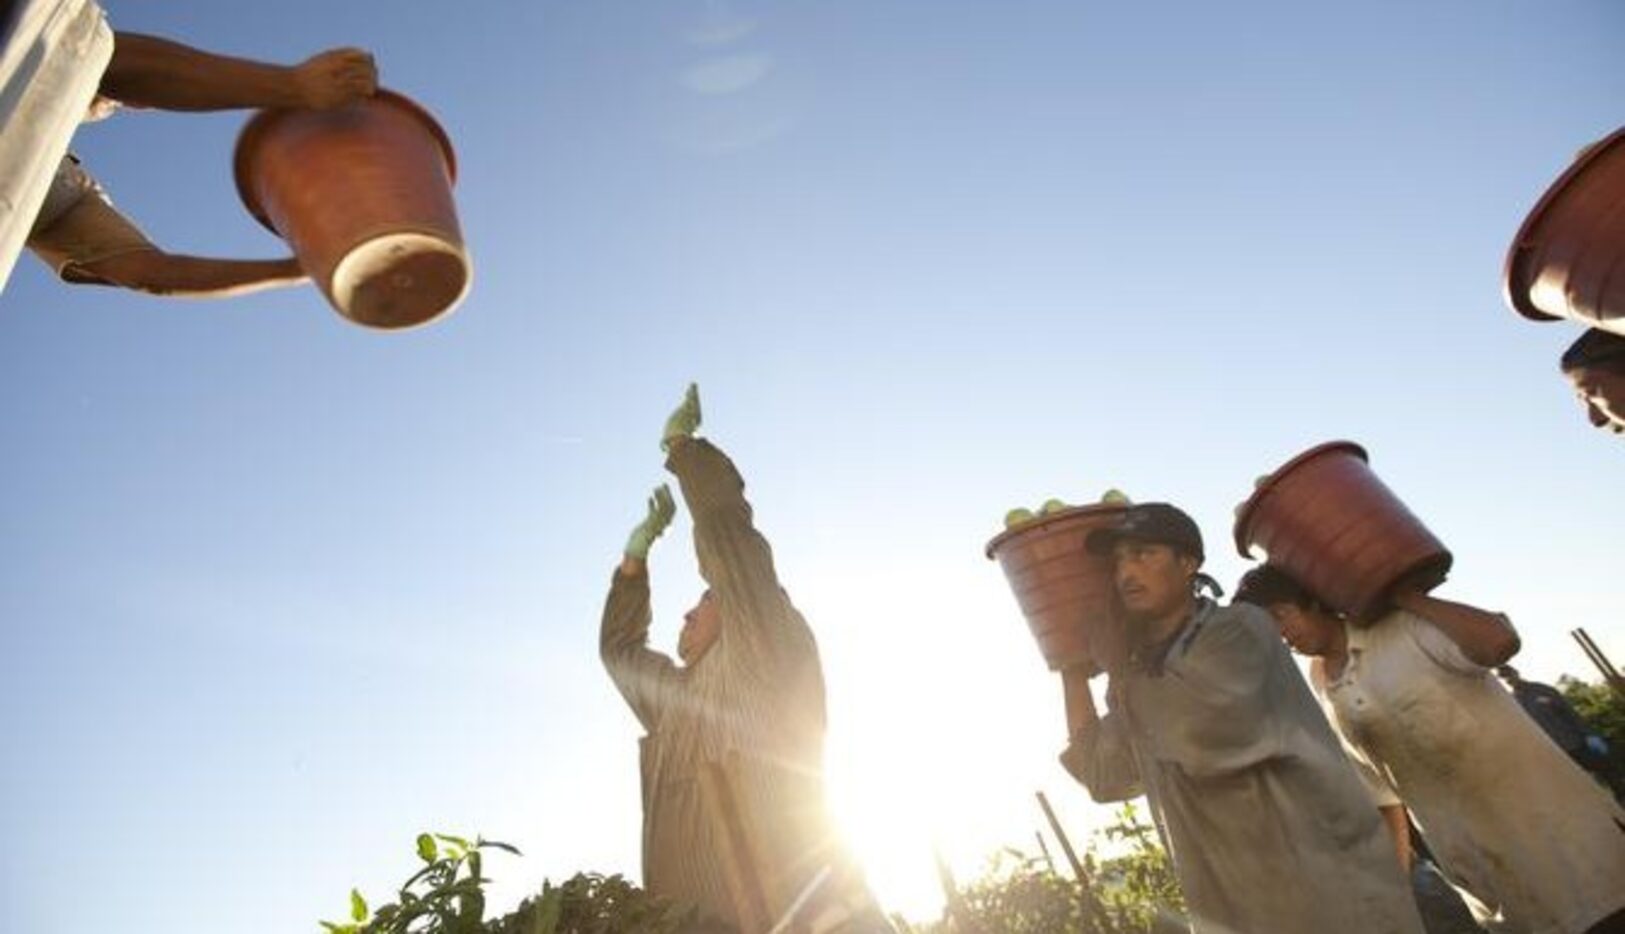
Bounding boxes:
[601,439,885,932]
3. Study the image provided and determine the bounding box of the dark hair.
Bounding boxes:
[1233,565,1328,613]
[1560,329,1625,374]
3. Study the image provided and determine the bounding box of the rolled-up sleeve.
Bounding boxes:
[1060,711,1144,802]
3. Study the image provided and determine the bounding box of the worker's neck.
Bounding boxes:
[1141,595,1199,646]
[1321,617,1350,667]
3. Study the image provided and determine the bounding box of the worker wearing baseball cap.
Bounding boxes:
[1061,502,1424,934]
[1560,328,1625,435]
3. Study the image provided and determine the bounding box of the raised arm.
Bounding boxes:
[659,385,813,673]
[600,562,681,732]
[101,33,376,112]
[1392,590,1520,668]
[666,437,811,665]
[599,486,680,731]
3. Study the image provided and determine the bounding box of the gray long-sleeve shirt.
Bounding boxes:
[1063,599,1425,934]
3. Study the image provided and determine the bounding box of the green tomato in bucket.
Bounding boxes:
[1004,507,1037,529]
[1100,488,1131,506]
[1040,498,1069,515]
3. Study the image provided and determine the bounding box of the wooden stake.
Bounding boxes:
[1036,790,1098,934]
[1034,830,1056,875]
[1572,628,1625,697]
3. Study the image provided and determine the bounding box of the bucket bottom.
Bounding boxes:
[330,231,470,330]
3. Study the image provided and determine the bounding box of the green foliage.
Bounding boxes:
[914,804,1185,934]
[486,872,711,934]
[320,833,520,934]
[321,834,711,934]
[950,848,1089,933]
[1081,802,1184,932]
[1559,675,1625,750]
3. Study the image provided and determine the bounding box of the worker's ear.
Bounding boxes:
[1178,553,1199,580]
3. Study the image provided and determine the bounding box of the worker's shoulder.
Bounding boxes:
[1193,599,1280,652]
[1210,598,1275,631]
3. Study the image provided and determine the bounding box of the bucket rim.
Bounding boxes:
[232,87,459,234]
[1502,125,1625,323]
[985,501,1130,560]
[1232,440,1369,558]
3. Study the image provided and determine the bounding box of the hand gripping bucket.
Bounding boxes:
[234,89,470,330]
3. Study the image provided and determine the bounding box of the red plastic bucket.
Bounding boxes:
[234,89,470,330]
[1234,442,1451,622]
[1504,126,1625,337]
[987,503,1128,673]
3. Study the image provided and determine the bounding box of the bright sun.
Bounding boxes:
[806,563,1117,923]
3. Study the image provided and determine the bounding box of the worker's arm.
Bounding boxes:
[666,435,814,673]
[1058,673,1144,802]
[29,170,307,299]
[1392,590,1520,668]
[600,558,680,732]
[101,33,376,111]
[659,386,813,675]
[1343,738,1414,872]
[68,249,305,298]
[599,487,680,730]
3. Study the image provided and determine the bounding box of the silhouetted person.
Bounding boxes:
[600,385,890,932]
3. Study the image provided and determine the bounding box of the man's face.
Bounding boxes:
[1265,602,1337,656]
[1111,540,1196,623]
[678,589,722,666]
[1569,364,1625,434]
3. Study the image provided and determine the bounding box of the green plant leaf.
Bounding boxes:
[350,888,368,923]
[434,833,472,851]
[417,833,438,863]
[480,839,522,856]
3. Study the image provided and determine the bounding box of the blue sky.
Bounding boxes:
[2,1,1622,930]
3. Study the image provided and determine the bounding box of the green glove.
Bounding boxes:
[624,484,677,559]
[660,382,703,453]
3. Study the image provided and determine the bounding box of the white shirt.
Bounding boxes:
[1310,610,1625,934]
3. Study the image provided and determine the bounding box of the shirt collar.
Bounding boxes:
[1135,598,1216,675]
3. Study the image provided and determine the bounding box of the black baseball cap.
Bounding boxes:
[1085,502,1205,563]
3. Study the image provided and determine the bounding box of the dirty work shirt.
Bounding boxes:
[1063,599,1424,934]
[601,439,884,931]
[1311,610,1625,934]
